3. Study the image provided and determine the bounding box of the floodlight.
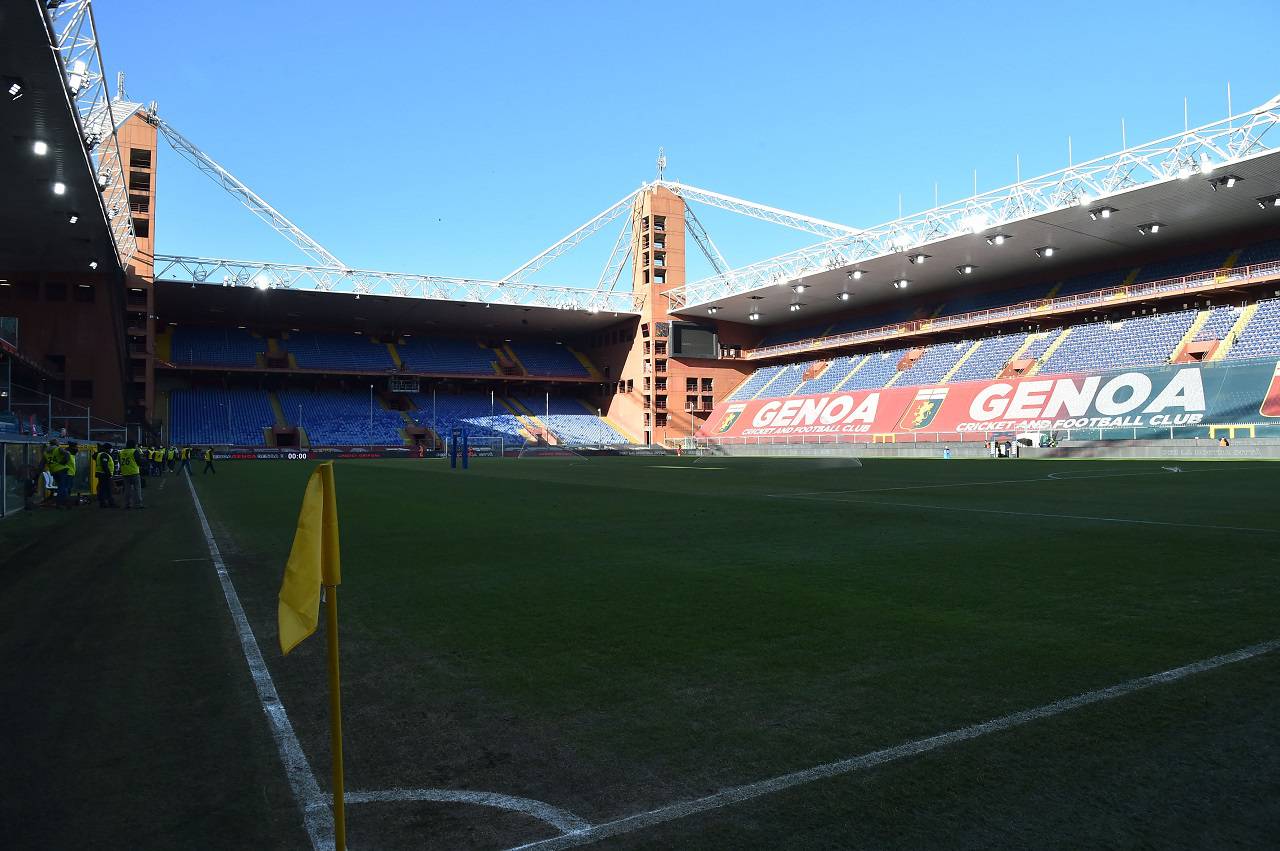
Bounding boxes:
[1256,194,1280,209]
[837,292,850,301]
[88,260,98,269]
[792,283,806,293]
[955,264,976,275]
[848,270,865,280]
[68,213,78,224]
[986,234,1010,246]
[891,279,910,290]
[33,140,48,156]
[52,181,66,195]
[748,311,760,321]
[1088,206,1117,221]
[1034,246,1056,258]
[908,253,930,265]
[1208,175,1242,191]
[1137,222,1164,236]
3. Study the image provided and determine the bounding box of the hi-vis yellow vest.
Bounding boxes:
[120,448,140,476]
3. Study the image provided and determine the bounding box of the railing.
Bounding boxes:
[698,423,1278,446]
[746,258,1280,361]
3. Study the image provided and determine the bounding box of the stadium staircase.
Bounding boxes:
[831,354,870,391]
[999,334,1043,378]
[568,347,603,379]
[578,399,639,443]
[940,340,982,383]
[1210,303,1259,360]
[155,328,172,362]
[751,367,793,399]
[1170,309,1213,362]
[497,344,526,376]
[1026,328,1073,375]
[501,397,556,444]
[386,342,403,369]
[267,391,288,429]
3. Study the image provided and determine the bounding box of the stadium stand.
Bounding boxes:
[1037,310,1197,374]
[794,356,862,396]
[1225,298,1280,360]
[510,342,591,377]
[894,342,971,386]
[169,327,261,367]
[947,332,1030,383]
[728,363,790,400]
[277,388,405,445]
[286,332,395,371]
[409,392,529,444]
[396,336,497,375]
[1235,238,1280,266]
[1194,306,1241,341]
[169,387,273,445]
[843,348,910,390]
[515,397,628,444]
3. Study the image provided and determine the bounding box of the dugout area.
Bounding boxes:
[1,456,1278,849]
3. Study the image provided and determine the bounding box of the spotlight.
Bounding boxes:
[1257,194,1280,209]
[748,311,761,321]
[52,181,66,195]
[955,264,976,275]
[789,303,804,312]
[88,260,98,269]
[5,78,22,100]
[985,233,1011,246]
[908,253,930,265]
[1208,175,1242,191]
[847,270,865,280]
[792,283,806,293]
[891,279,910,290]
[33,140,48,156]
[1088,206,1117,221]
[1034,246,1056,258]
[837,292,850,301]
[254,275,270,290]
[707,306,720,314]
[68,213,78,224]
[1137,222,1164,236]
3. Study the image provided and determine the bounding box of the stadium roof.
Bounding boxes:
[154,278,632,338]
[0,1,122,273]
[668,98,1280,326]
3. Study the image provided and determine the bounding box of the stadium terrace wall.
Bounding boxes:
[698,357,1280,444]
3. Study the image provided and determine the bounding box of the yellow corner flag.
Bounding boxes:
[278,461,342,654]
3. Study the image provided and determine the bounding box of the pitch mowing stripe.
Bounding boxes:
[504,638,1280,850]
[185,475,334,851]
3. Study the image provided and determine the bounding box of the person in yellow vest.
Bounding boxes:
[152,446,164,476]
[166,446,177,472]
[96,442,118,509]
[46,441,71,509]
[119,440,144,509]
[178,446,193,475]
[202,446,216,475]
[64,442,79,507]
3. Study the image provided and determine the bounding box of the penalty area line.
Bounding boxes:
[503,637,1280,851]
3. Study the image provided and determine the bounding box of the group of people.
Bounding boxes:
[39,439,217,510]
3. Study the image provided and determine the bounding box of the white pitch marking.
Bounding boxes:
[777,492,1277,534]
[504,637,1280,851]
[170,557,210,563]
[344,788,591,834]
[648,465,724,470]
[185,475,334,851]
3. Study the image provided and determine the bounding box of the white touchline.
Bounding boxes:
[343,788,590,834]
[503,637,1280,851]
[185,475,335,851]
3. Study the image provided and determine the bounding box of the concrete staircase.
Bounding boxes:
[1170,309,1212,362]
[1210,303,1259,361]
[1027,328,1073,376]
[940,340,982,383]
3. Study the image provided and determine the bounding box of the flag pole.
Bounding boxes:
[325,584,347,851]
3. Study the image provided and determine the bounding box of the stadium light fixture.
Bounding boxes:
[792,283,806,293]
[1257,194,1280,209]
[5,78,22,100]
[52,181,66,195]
[955,264,976,275]
[837,291,850,301]
[1137,222,1164,236]
[789,303,805,312]
[68,213,78,224]
[1034,246,1056,258]
[88,260,98,269]
[985,233,1011,246]
[1088,206,1117,221]
[33,140,48,156]
[908,253,930,265]
[707,306,719,314]
[891,279,910,290]
[748,311,761,321]
[848,270,865,281]
[1208,175,1242,191]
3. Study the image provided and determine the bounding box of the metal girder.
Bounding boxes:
[501,189,642,284]
[683,206,733,277]
[671,96,1280,307]
[153,255,642,313]
[149,116,346,269]
[44,0,137,267]
[659,180,860,238]
[594,205,637,293]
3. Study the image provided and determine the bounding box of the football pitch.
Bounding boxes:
[3,455,1279,849]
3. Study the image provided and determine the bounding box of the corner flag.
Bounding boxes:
[278,462,342,654]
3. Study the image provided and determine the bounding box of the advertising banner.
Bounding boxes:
[214,446,434,461]
[700,358,1280,440]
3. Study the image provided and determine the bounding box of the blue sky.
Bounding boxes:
[96,0,1280,287]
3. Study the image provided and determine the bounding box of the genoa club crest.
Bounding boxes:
[716,403,747,434]
[1261,361,1280,418]
[897,387,948,431]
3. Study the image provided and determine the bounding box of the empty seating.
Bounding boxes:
[397,336,497,375]
[794,356,862,395]
[842,348,910,391]
[278,388,405,445]
[894,342,971,386]
[169,387,273,445]
[409,392,528,443]
[170,327,261,367]
[1039,311,1196,374]
[1226,299,1280,360]
[728,364,789,400]
[1194,306,1239,341]
[1133,249,1229,284]
[287,333,394,371]
[510,342,590,377]
[948,333,1030,383]
[515,397,627,444]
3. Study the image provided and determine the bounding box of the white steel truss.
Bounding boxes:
[501,189,642,284]
[149,115,346,268]
[667,96,1280,309]
[683,206,733,277]
[44,0,137,267]
[594,202,638,293]
[153,255,641,313]
[658,181,860,238]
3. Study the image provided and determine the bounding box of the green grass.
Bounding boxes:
[188,456,1280,849]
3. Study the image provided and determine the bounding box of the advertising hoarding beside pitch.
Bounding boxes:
[700,358,1280,440]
